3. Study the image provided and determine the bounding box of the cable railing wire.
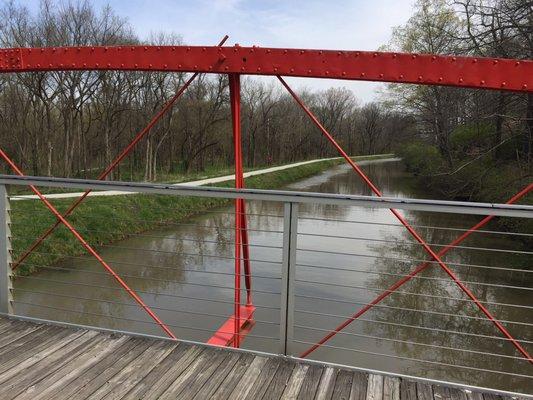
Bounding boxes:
[292,340,533,379]
[292,324,528,361]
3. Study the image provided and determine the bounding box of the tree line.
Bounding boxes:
[0,0,411,181]
[388,0,531,202]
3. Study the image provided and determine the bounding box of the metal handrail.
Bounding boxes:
[1,174,532,218]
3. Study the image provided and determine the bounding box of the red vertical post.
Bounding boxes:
[229,73,242,347]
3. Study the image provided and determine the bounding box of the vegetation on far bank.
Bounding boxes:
[10,154,389,276]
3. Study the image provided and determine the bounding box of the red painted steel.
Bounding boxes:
[10,36,229,272]
[0,149,176,339]
[277,76,533,363]
[0,46,531,92]
[209,73,254,347]
[300,183,533,358]
[206,304,256,346]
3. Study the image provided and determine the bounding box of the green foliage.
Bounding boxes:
[450,123,493,155]
[398,142,444,176]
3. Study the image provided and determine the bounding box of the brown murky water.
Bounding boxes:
[13,160,533,393]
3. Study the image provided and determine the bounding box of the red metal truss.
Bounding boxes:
[208,73,255,348]
[277,76,533,364]
[0,149,176,339]
[0,46,531,93]
[1,40,531,354]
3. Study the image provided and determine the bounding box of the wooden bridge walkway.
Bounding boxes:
[0,316,519,400]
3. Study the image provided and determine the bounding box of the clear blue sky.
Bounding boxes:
[24,0,415,102]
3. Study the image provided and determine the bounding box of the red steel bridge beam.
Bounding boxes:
[207,73,255,348]
[277,76,533,363]
[11,35,229,272]
[0,46,531,92]
[0,149,176,339]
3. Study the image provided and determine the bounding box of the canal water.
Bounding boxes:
[13,159,533,392]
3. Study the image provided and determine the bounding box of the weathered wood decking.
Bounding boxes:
[0,316,521,399]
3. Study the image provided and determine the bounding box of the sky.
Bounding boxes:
[25,0,416,103]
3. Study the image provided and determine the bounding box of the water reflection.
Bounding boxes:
[13,160,532,392]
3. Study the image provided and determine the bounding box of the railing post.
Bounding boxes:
[0,184,13,315]
[280,201,298,356]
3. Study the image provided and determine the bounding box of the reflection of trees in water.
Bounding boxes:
[362,208,533,389]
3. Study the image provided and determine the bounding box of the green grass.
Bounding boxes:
[10,154,391,276]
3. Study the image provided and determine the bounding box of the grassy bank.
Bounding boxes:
[10,154,390,276]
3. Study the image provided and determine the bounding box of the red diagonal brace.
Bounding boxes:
[300,183,532,358]
[11,34,229,271]
[0,149,176,339]
[277,76,532,363]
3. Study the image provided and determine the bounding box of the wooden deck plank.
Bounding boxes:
[210,353,256,400]
[227,355,269,400]
[262,359,296,400]
[331,369,355,400]
[0,317,524,400]
[416,383,434,400]
[296,364,324,400]
[0,331,100,400]
[384,377,400,400]
[157,348,224,400]
[122,342,191,399]
[171,350,232,400]
[0,328,86,385]
[90,340,177,400]
[280,363,309,400]
[0,327,73,375]
[367,374,384,400]
[315,367,338,400]
[62,338,153,400]
[55,338,145,399]
[349,371,368,400]
[0,324,55,355]
[137,345,205,400]
[465,391,484,400]
[192,352,242,399]
[9,332,117,400]
[242,357,283,399]
[17,334,129,400]
[0,321,40,349]
[400,379,418,400]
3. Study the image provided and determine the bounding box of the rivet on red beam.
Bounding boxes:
[516,61,521,66]
[361,72,365,77]
[412,55,416,59]
[502,82,507,87]
[290,68,294,72]
[459,78,464,83]
[524,84,528,89]
[480,80,485,85]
